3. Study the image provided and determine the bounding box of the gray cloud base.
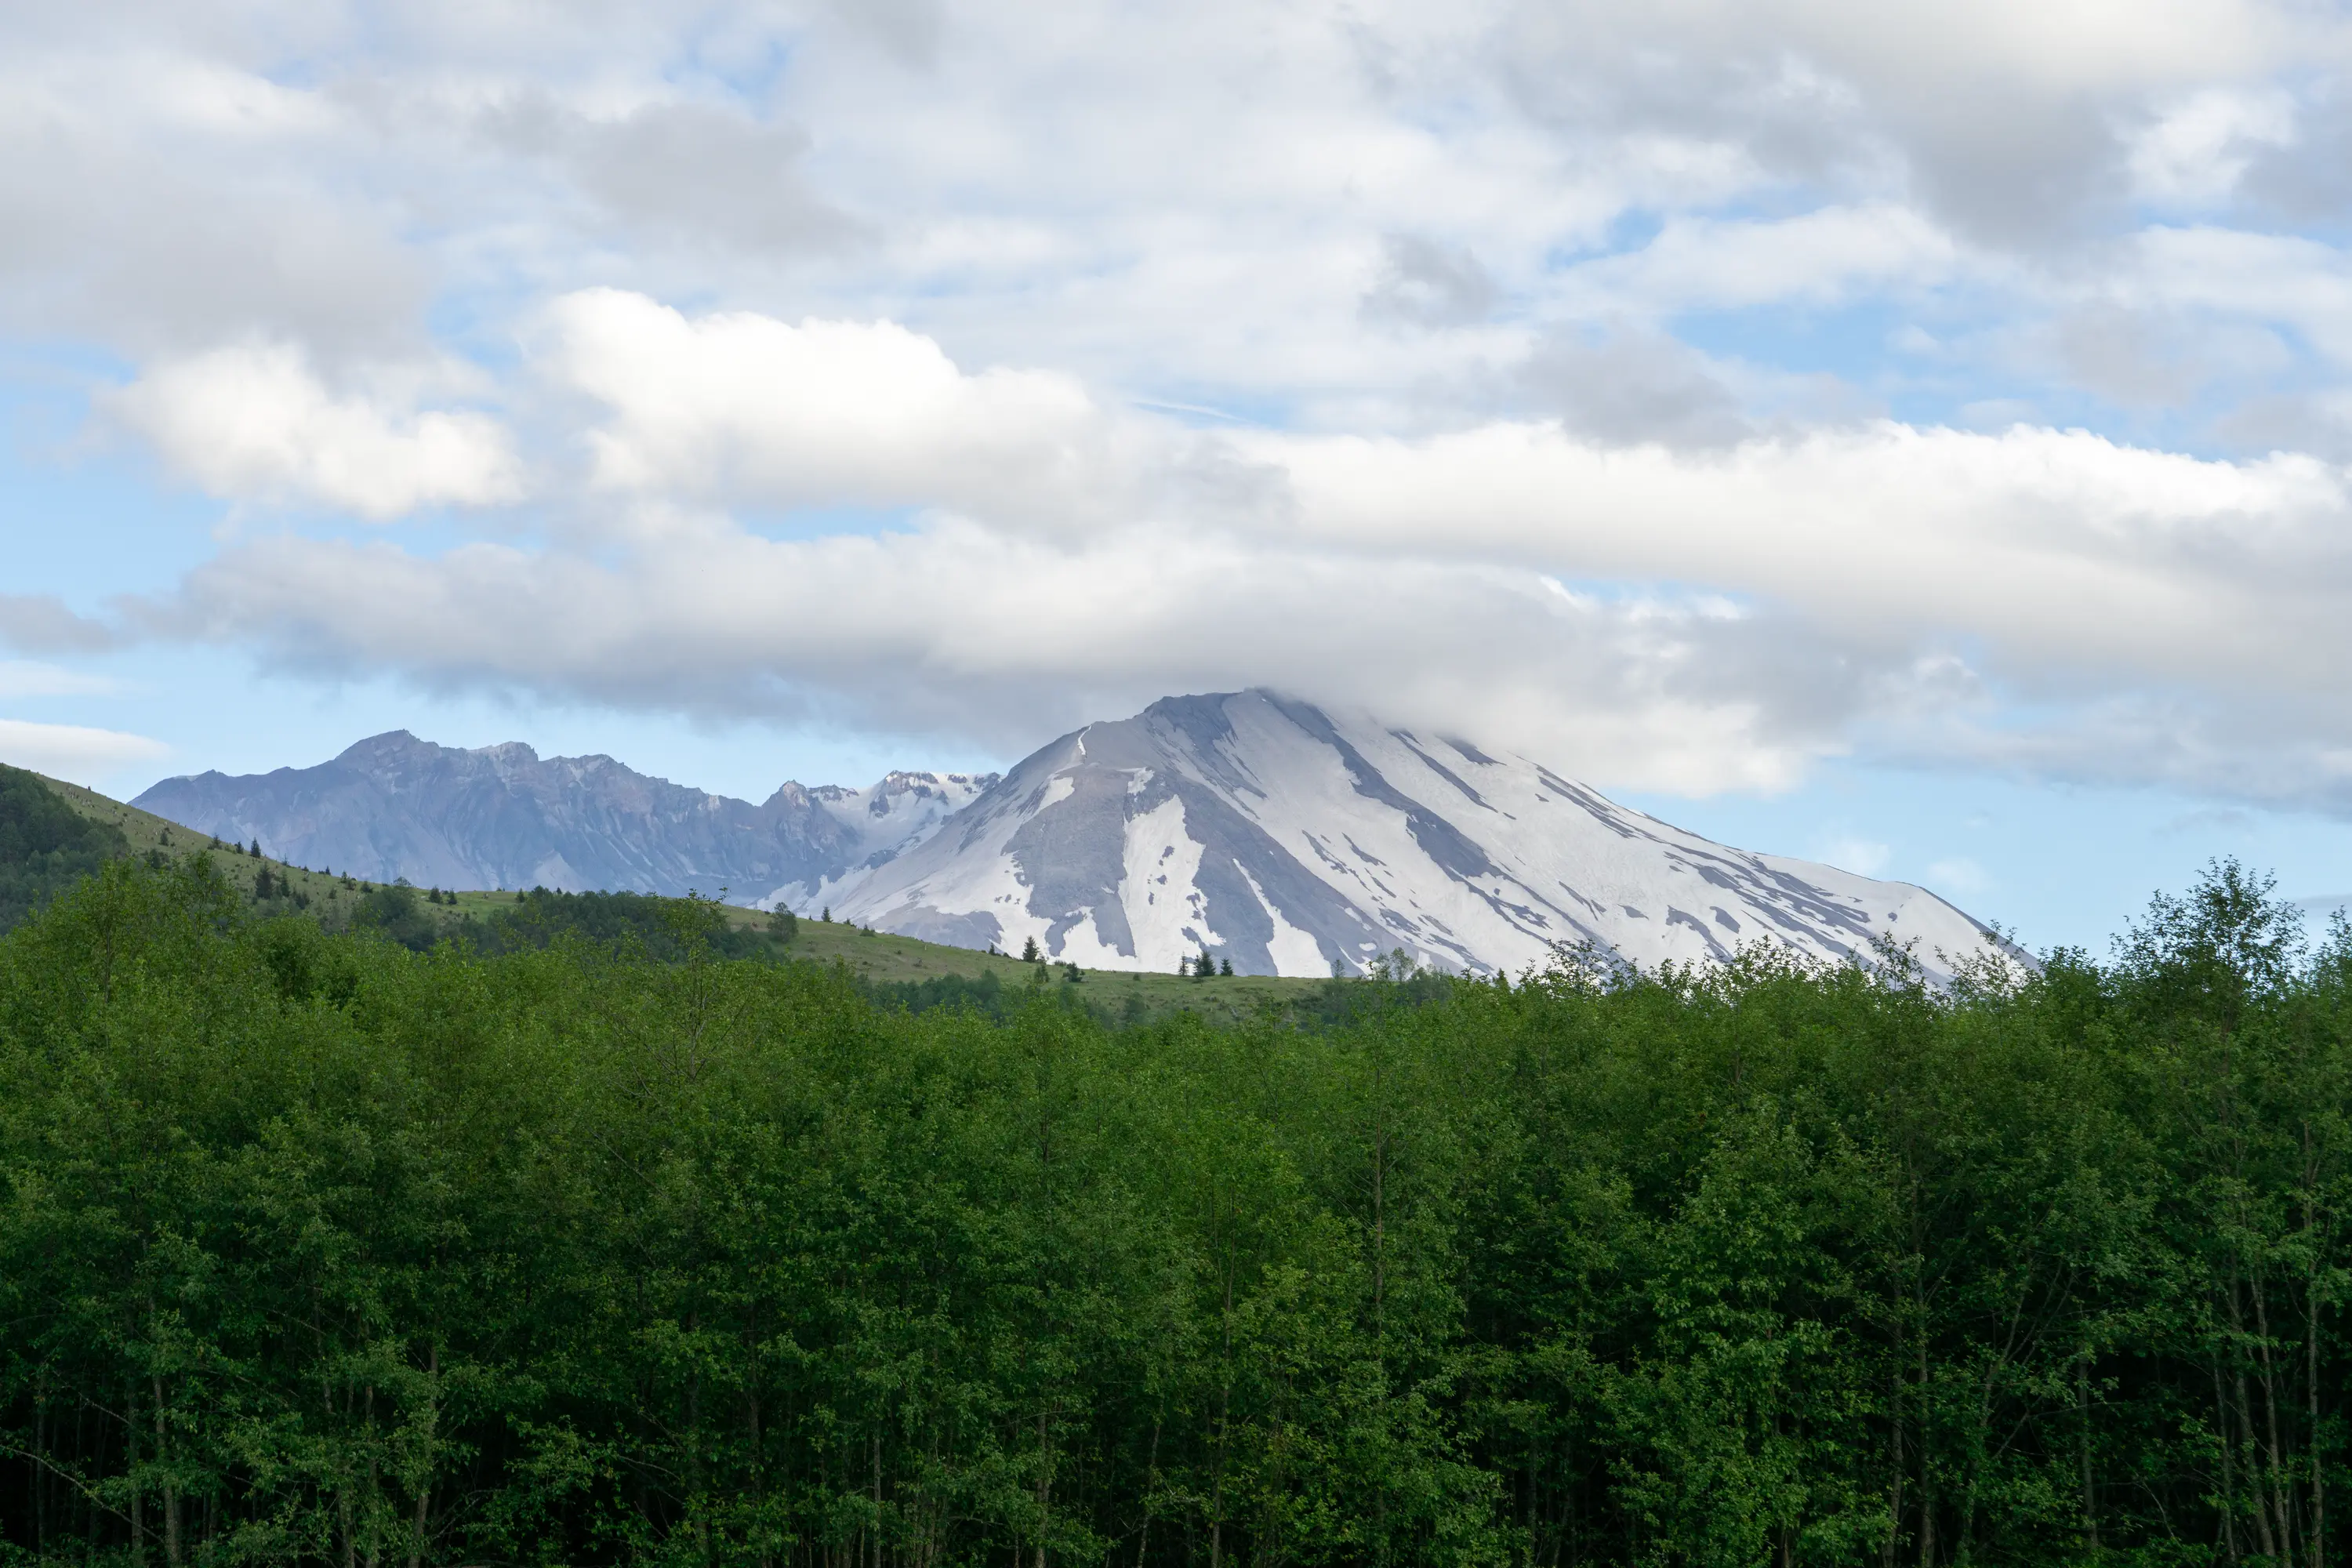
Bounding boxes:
[9,0,2352,817]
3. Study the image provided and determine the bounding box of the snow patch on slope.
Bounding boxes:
[829,689,2013,983]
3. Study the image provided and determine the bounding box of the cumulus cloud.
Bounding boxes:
[118,290,2352,811]
[143,520,1856,793]
[15,0,2352,825]
[540,289,1205,529]
[1258,420,2351,695]
[105,343,524,518]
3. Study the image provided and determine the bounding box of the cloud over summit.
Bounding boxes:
[9,0,2352,815]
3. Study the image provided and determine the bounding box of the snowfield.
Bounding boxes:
[823,690,2013,981]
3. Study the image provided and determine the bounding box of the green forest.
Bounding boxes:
[0,835,2345,1566]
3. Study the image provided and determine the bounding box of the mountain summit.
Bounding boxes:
[815,690,2004,979]
[134,693,2003,979]
[133,732,992,900]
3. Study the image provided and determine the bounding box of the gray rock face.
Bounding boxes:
[132,731,994,900]
[132,694,2013,982]
[825,690,2014,981]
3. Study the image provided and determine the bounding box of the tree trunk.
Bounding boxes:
[1033,1408,1052,1568]
[2309,1253,2325,1568]
[2215,1357,2241,1566]
[1916,1334,1935,1568]
[2253,1290,2296,1565]
[154,1375,180,1568]
[409,1341,437,1568]
[2077,1352,2097,1556]
[33,1373,46,1555]
[1135,1418,1161,1568]
[128,1377,145,1568]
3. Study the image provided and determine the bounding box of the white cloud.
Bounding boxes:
[0,51,423,354]
[106,343,524,518]
[0,661,120,699]
[121,333,2352,810]
[2126,227,2352,366]
[1560,204,1962,316]
[146,517,1846,795]
[2128,87,2296,205]
[16,0,2352,826]
[1254,419,2350,697]
[0,718,167,785]
[543,289,1174,529]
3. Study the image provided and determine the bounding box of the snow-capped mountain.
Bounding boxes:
[134,732,996,902]
[822,690,2008,980]
[135,695,2006,981]
[776,771,995,912]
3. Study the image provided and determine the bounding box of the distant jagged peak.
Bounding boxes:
[326,730,709,797]
[332,728,434,761]
[803,769,1000,804]
[136,728,964,903]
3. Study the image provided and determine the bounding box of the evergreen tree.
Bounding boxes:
[1219,956,1232,976]
[0,765,127,932]
[1022,934,1041,963]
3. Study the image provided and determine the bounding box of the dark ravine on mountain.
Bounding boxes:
[136,689,2013,979]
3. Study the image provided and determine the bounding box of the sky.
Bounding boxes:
[9,0,2352,955]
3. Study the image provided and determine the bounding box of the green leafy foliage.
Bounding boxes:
[348,878,444,949]
[0,856,2345,1568]
[448,885,785,960]
[0,763,129,933]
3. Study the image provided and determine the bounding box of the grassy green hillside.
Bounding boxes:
[25,770,1330,1020]
[768,911,1327,1022]
[424,887,1326,1023]
[33,769,370,916]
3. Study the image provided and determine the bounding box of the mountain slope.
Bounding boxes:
[1,764,130,931]
[823,690,2007,980]
[135,732,993,902]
